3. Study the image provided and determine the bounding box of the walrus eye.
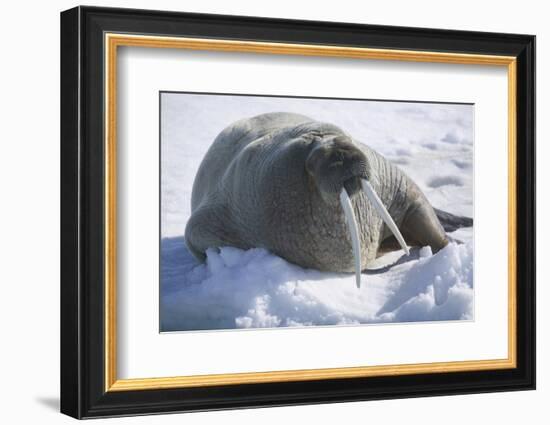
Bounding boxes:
[339,188,363,289]
[361,179,410,257]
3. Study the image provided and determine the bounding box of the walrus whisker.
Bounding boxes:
[339,188,362,289]
[361,179,410,257]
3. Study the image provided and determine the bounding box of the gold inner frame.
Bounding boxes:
[104,33,517,392]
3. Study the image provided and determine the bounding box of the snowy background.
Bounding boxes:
[160,93,474,332]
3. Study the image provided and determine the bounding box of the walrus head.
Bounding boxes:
[305,135,410,288]
[305,135,370,202]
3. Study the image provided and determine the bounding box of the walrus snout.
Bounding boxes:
[305,135,370,200]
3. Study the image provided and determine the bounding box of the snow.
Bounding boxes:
[160,93,474,332]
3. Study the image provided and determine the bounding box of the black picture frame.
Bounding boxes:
[60,5,535,419]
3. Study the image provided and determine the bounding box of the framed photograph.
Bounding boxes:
[60,6,535,419]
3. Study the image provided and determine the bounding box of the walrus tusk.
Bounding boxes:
[339,188,362,289]
[361,179,410,256]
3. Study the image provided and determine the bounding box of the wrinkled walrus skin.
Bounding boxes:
[185,112,470,273]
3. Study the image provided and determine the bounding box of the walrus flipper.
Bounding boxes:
[378,205,473,255]
[184,202,244,261]
[433,208,473,232]
[399,199,449,254]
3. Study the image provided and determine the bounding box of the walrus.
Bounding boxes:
[185,112,472,288]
